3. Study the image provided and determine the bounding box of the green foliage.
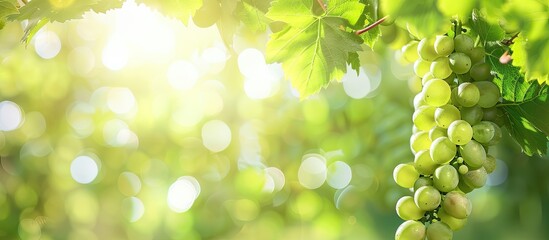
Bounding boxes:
[265,0,365,98]
[469,9,504,43]
[137,0,202,24]
[0,0,17,19]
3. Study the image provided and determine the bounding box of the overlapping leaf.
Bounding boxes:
[265,0,365,98]
[137,0,202,25]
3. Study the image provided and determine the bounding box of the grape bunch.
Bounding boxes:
[394,32,503,239]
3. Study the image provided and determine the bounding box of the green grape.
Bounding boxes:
[438,208,467,231]
[431,57,453,79]
[450,87,459,105]
[409,76,423,94]
[469,63,492,81]
[457,180,474,193]
[448,52,472,74]
[422,72,436,86]
[395,220,426,240]
[414,59,432,77]
[458,164,469,174]
[402,41,420,63]
[414,177,434,192]
[443,73,457,85]
[417,38,439,61]
[447,120,473,145]
[459,140,486,169]
[410,131,432,154]
[394,163,420,188]
[413,105,436,131]
[426,221,453,240]
[192,0,222,28]
[482,107,504,124]
[434,35,454,56]
[429,126,448,141]
[453,34,474,53]
[473,81,501,108]
[461,166,488,188]
[456,82,480,107]
[472,121,502,145]
[442,191,472,219]
[423,79,451,107]
[413,92,427,109]
[414,186,441,211]
[433,165,459,192]
[456,157,464,164]
[483,154,497,174]
[430,137,457,164]
[435,104,460,128]
[460,105,483,125]
[414,150,438,175]
[396,196,426,221]
[467,47,485,64]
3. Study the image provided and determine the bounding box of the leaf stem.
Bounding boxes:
[355,16,387,35]
[315,0,327,12]
[501,32,520,46]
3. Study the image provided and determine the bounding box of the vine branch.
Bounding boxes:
[355,16,388,35]
[502,32,520,46]
[315,0,327,12]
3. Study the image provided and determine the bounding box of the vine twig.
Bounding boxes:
[501,32,520,46]
[315,0,327,12]
[355,16,388,35]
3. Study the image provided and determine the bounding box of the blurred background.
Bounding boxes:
[0,1,548,239]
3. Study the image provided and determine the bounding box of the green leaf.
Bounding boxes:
[380,0,446,38]
[347,52,360,75]
[487,42,549,155]
[217,0,238,50]
[470,9,505,43]
[137,0,202,25]
[511,35,549,85]
[265,0,364,99]
[0,0,18,19]
[358,0,380,47]
[236,1,270,33]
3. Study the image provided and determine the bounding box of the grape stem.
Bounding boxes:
[315,0,327,12]
[355,16,388,35]
[501,32,520,46]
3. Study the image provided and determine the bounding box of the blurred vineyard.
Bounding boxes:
[0,2,548,240]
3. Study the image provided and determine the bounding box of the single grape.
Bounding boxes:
[396,196,426,220]
[414,186,441,211]
[456,82,480,107]
[402,41,420,63]
[447,120,473,145]
[429,126,448,141]
[459,140,486,169]
[410,131,432,154]
[443,72,457,85]
[435,104,461,128]
[472,121,502,145]
[426,221,453,240]
[461,166,488,188]
[467,47,485,64]
[458,164,469,174]
[395,220,426,240]
[394,163,420,188]
[413,105,436,131]
[434,35,455,56]
[414,150,438,175]
[413,92,427,109]
[414,59,432,77]
[414,177,434,192]
[460,105,483,125]
[437,208,468,231]
[457,179,474,193]
[430,137,457,164]
[448,52,472,74]
[473,81,501,108]
[453,34,474,53]
[431,57,453,79]
[482,107,505,127]
[409,76,423,94]
[483,154,497,174]
[469,63,492,81]
[433,165,459,192]
[442,191,472,219]
[417,38,439,61]
[423,79,451,107]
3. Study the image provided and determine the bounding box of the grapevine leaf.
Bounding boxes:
[265,0,365,99]
[511,35,549,85]
[137,0,202,25]
[347,52,360,75]
[503,106,549,156]
[0,0,18,19]
[236,1,270,33]
[379,0,446,38]
[470,9,504,43]
[12,0,124,22]
[358,0,380,47]
[216,0,238,49]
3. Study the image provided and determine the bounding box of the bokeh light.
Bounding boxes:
[167,176,201,213]
[298,154,327,189]
[34,30,62,59]
[202,120,232,152]
[0,101,23,131]
[70,155,100,184]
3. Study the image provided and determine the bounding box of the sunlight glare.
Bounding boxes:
[122,197,145,222]
[298,154,327,189]
[167,60,199,89]
[107,87,136,115]
[327,161,352,189]
[70,155,99,184]
[34,30,62,59]
[167,176,200,213]
[0,101,23,132]
[102,37,129,70]
[202,120,232,152]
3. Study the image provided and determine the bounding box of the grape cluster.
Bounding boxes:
[394,33,503,239]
